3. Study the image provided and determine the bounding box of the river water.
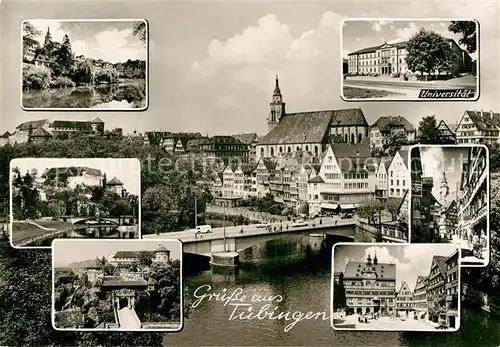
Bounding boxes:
[166,237,500,347]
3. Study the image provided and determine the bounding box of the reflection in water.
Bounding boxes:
[168,237,500,347]
[22,79,146,109]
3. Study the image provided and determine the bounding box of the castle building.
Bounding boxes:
[256,76,369,161]
[85,257,105,284]
[107,177,124,196]
[347,39,472,76]
[42,166,103,190]
[343,253,396,316]
[153,244,171,263]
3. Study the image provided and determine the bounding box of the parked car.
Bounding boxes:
[196,225,212,234]
[257,223,271,229]
[292,220,308,227]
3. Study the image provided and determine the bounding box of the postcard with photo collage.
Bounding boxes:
[0,0,499,346]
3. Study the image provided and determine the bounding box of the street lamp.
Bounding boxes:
[223,200,227,252]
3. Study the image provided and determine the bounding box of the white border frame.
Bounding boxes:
[20,18,149,111]
[330,242,461,332]
[9,157,142,249]
[51,238,184,332]
[340,18,480,102]
[407,144,490,268]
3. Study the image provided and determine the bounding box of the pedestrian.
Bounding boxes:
[286,224,289,230]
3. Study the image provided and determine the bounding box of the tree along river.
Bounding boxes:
[166,236,500,346]
[22,78,146,109]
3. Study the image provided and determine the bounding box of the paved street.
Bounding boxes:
[143,216,357,241]
[343,75,477,99]
[338,315,440,331]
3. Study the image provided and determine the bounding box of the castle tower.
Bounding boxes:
[91,117,105,135]
[439,171,449,202]
[44,27,52,47]
[268,74,285,133]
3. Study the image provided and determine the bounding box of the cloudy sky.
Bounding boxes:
[333,243,459,291]
[53,239,181,267]
[10,158,141,195]
[420,146,470,199]
[2,1,499,136]
[342,20,477,60]
[27,19,146,64]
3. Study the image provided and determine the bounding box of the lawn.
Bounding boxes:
[343,86,404,99]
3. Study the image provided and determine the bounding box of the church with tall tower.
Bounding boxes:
[44,27,52,47]
[257,75,369,160]
[267,75,285,133]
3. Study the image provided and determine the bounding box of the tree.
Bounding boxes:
[386,131,409,156]
[406,28,454,77]
[133,21,147,45]
[0,234,164,346]
[11,168,41,220]
[137,250,153,267]
[386,198,401,221]
[54,34,75,77]
[109,199,131,225]
[73,59,94,85]
[102,263,116,276]
[417,115,441,144]
[371,148,384,158]
[448,21,477,53]
[356,199,384,226]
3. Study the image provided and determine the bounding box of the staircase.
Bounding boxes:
[117,307,142,329]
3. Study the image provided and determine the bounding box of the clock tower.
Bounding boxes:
[267,75,285,133]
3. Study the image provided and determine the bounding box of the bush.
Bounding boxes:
[22,64,51,90]
[51,76,75,88]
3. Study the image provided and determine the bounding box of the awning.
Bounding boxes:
[340,204,356,210]
[321,203,339,210]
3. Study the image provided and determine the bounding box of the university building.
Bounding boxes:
[347,39,472,76]
[257,76,369,161]
[342,253,396,316]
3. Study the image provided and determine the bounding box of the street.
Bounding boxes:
[143,216,357,241]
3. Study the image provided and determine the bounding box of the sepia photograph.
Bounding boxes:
[409,145,489,267]
[52,239,182,331]
[21,19,148,110]
[342,19,478,101]
[332,243,460,332]
[9,158,141,248]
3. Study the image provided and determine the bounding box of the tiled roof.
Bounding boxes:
[107,177,123,185]
[16,119,49,131]
[43,166,102,178]
[372,116,415,132]
[415,275,428,290]
[31,126,52,137]
[112,251,138,259]
[430,255,448,278]
[397,149,409,168]
[348,39,453,56]
[92,117,104,123]
[240,163,257,174]
[344,261,396,281]
[464,110,500,131]
[51,120,93,131]
[0,131,11,138]
[309,175,325,184]
[98,276,148,287]
[232,133,259,145]
[260,108,367,146]
[154,244,170,253]
[397,281,411,294]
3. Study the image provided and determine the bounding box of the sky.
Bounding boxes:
[53,239,181,267]
[420,146,470,199]
[333,243,459,291]
[10,158,141,195]
[26,19,147,64]
[342,20,478,60]
[2,1,499,136]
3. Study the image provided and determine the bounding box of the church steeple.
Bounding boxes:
[439,171,449,202]
[268,74,285,133]
[373,251,378,265]
[44,27,52,47]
